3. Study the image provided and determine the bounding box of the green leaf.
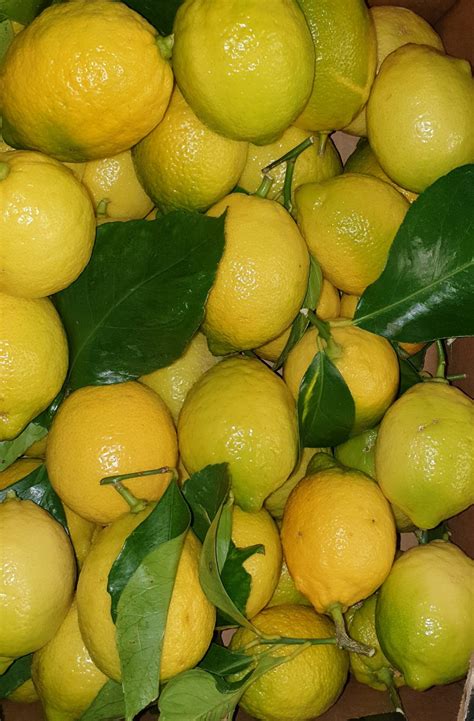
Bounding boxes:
[108,480,191,622]
[298,350,355,447]
[0,654,32,697]
[220,542,264,615]
[199,500,255,632]
[0,14,14,62]
[55,212,226,391]
[181,464,230,543]
[79,679,125,721]
[275,256,323,369]
[354,165,474,342]
[199,644,253,677]
[0,0,54,24]
[116,530,189,721]
[393,342,431,396]
[123,0,183,35]
[0,464,67,530]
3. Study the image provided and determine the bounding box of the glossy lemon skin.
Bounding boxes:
[178,357,299,513]
[281,468,396,613]
[0,496,76,659]
[344,139,418,203]
[172,0,315,144]
[46,382,178,525]
[376,541,474,690]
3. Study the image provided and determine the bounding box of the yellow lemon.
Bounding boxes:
[6,679,39,704]
[172,0,314,144]
[231,506,282,618]
[340,293,360,319]
[32,600,108,721]
[267,559,311,608]
[367,44,474,193]
[140,333,221,423]
[204,193,309,353]
[24,435,48,459]
[46,382,178,525]
[178,357,299,513]
[238,127,342,205]
[230,605,349,721]
[0,458,42,489]
[265,447,320,520]
[63,506,97,570]
[345,5,444,137]
[344,139,418,203]
[284,325,399,434]
[256,279,340,363]
[0,494,75,660]
[0,150,95,298]
[295,0,376,132]
[281,465,396,613]
[77,521,215,682]
[0,0,173,160]
[295,174,409,296]
[133,87,248,213]
[0,293,68,441]
[81,151,153,220]
[375,381,474,529]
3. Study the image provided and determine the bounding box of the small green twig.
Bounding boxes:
[378,668,406,717]
[99,467,177,513]
[282,157,297,213]
[329,604,375,657]
[305,310,332,342]
[262,135,315,174]
[317,132,329,156]
[446,373,466,381]
[255,174,274,198]
[435,340,447,379]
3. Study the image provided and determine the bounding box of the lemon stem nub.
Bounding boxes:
[378,668,406,717]
[156,33,174,61]
[329,603,375,657]
[0,162,10,181]
[317,132,328,157]
[255,174,274,198]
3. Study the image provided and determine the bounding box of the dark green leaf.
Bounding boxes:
[354,165,474,342]
[220,541,264,615]
[123,0,183,35]
[108,480,190,622]
[199,500,255,631]
[116,528,189,721]
[55,212,226,390]
[199,644,252,677]
[348,714,405,721]
[0,655,32,698]
[298,351,355,447]
[79,679,125,721]
[275,256,323,369]
[397,356,422,396]
[181,464,230,543]
[0,0,54,24]
[0,464,67,530]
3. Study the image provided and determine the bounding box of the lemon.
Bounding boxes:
[0,293,68,441]
[32,600,108,721]
[178,357,299,513]
[344,5,444,137]
[0,150,96,298]
[140,333,220,422]
[255,279,341,363]
[295,174,409,295]
[7,679,39,704]
[231,506,282,618]
[204,193,309,353]
[346,594,404,691]
[63,506,97,570]
[230,605,348,721]
[281,462,396,613]
[344,139,418,203]
[267,559,311,608]
[376,541,474,690]
[0,494,75,660]
[375,381,474,529]
[238,127,342,204]
[0,458,42,489]
[340,294,359,319]
[172,0,314,144]
[0,0,173,161]
[81,150,153,220]
[24,434,48,458]
[133,87,248,213]
[46,382,178,525]
[265,447,320,520]
[295,0,376,132]
[77,520,215,682]
[367,44,474,193]
[284,325,399,434]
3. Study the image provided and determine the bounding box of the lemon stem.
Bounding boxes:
[317,132,329,156]
[96,198,110,217]
[282,157,296,213]
[100,467,177,513]
[260,636,337,647]
[255,174,274,198]
[329,603,375,657]
[156,33,174,61]
[262,135,315,175]
[435,340,447,379]
[307,311,342,358]
[446,373,466,381]
[0,161,9,181]
[378,668,406,717]
[306,451,339,475]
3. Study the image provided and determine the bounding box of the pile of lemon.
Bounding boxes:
[0,1,473,720]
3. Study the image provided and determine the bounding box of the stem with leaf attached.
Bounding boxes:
[306,311,342,359]
[328,603,375,657]
[100,467,177,514]
[377,668,406,717]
